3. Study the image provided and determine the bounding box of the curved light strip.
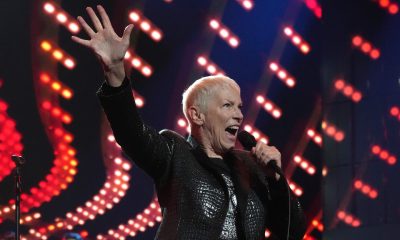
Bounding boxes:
[27,129,132,239]
[96,196,162,240]
[0,99,24,182]
[0,94,77,221]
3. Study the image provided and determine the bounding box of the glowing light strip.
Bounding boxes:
[352,35,380,60]
[0,99,24,182]
[128,10,163,42]
[255,95,282,119]
[283,26,311,54]
[40,40,76,69]
[0,137,78,218]
[376,0,399,15]
[371,144,397,165]
[293,155,316,175]
[303,0,322,18]
[41,101,73,124]
[43,2,80,33]
[306,128,322,146]
[39,72,73,100]
[336,210,361,227]
[333,78,363,103]
[28,133,132,238]
[353,179,378,199]
[321,121,345,142]
[288,180,303,196]
[243,124,269,144]
[268,61,296,88]
[209,19,240,48]
[20,212,41,225]
[197,55,225,75]
[96,197,162,239]
[311,219,324,232]
[0,91,77,219]
[124,50,153,77]
[236,0,254,11]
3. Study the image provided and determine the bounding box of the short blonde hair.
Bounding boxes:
[182,75,240,125]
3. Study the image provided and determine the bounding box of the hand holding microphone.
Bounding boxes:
[238,131,282,180]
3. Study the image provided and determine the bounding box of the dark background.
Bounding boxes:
[0,0,398,239]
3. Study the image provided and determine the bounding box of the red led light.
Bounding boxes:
[128,10,163,42]
[321,121,345,142]
[377,0,399,14]
[243,124,269,144]
[333,79,363,103]
[196,55,225,75]
[96,197,162,239]
[0,100,24,183]
[337,210,361,227]
[176,117,190,134]
[352,35,381,60]
[255,95,282,119]
[39,72,74,99]
[303,0,322,18]
[307,128,322,146]
[124,50,153,77]
[40,40,76,69]
[311,219,324,232]
[283,27,311,54]
[389,106,400,122]
[269,61,296,87]
[209,19,240,48]
[42,2,80,33]
[371,144,397,165]
[288,180,303,196]
[236,0,254,11]
[293,155,316,175]
[132,90,145,108]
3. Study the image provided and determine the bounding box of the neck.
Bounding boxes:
[191,128,223,159]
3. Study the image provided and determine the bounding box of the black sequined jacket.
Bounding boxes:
[97,79,306,240]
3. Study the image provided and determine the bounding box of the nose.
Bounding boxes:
[233,108,243,123]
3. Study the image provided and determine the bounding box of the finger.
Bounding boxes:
[97,5,114,30]
[122,24,134,44]
[77,16,95,37]
[255,145,264,161]
[71,36,91,48]
[255,141,265,156]
[86,6,103,31]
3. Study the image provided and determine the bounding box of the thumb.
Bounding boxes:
[122,24,134,44]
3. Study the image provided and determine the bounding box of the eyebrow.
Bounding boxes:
[224,99,243,106]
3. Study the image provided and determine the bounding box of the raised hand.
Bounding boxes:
[71,5,133,86]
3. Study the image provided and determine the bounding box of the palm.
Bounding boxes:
[90,30,127,67]
[71,5,133,68]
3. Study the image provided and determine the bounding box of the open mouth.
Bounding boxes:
[225,126,239,136]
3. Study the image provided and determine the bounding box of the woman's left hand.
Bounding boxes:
[251,141,282,180]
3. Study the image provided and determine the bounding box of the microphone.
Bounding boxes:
[11,155,26,165]
[237,130,282,174]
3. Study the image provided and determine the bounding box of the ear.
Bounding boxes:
[187,106,205,126]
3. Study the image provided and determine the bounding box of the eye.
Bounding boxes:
[223,103,231,108]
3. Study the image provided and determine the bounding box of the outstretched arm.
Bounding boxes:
[72,6,173,183]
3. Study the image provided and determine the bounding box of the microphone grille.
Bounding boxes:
[238,130,257,151]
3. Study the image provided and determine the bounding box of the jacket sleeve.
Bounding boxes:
[266,176,307,240]
[97,78,174,183]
